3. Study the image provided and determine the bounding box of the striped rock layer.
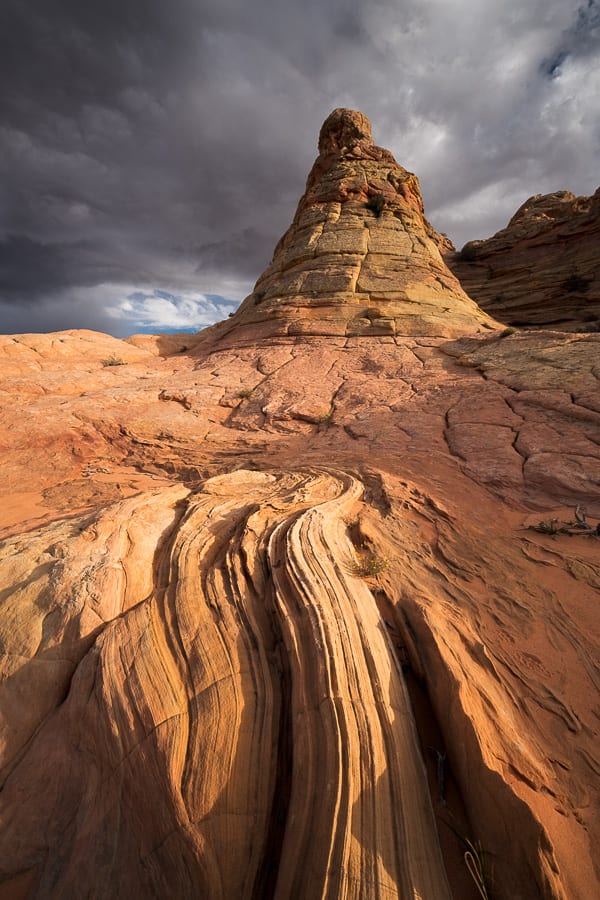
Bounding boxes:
[1,112,599,900]
[218,108,497,344]
[449,188,600,332]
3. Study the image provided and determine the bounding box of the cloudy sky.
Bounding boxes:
[1,0,598,336]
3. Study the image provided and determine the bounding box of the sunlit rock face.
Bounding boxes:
[0,113,599,900]
[219,107,497,345]
[448,188,600,331]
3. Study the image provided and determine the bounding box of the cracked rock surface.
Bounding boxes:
[0,111,599,900]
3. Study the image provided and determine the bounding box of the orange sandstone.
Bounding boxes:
[0,111,598,900]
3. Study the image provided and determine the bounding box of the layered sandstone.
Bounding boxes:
[210,108,497,345]
[449,188,600,331]
[0,112,599,900]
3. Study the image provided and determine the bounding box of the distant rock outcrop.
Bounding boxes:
[0,113,599,900]
[448,188,600,331]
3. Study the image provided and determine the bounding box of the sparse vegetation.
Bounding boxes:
[352,549,389,577]
[530,518,562,534]
[237,387,254,399]
[529,506,600,536]
[499,326,517,337]
[366,193,385,217]
[101,355,126,367]
[463,839,490,900]
[444,819,493,900]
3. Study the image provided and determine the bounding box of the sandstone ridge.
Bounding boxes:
[449,187,600,331]
[0,112,599,900]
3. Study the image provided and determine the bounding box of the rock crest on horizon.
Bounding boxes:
[449,187,600,331]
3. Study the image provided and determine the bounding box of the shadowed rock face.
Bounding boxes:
[1,112,600,900]
[449,188,600,332]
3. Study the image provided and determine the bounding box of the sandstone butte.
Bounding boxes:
[0,109,599,900]
[448,188,600,332]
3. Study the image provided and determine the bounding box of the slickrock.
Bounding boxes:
[1,111,599,900]
[448,188,600,331]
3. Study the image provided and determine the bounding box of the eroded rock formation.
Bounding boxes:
[213,107,496,345]
[1,111,599,900]
[448,188,600,331]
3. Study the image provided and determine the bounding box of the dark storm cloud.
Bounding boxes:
[0,0,365,330]
[541,0,600,76]
[569,0,600,54]
[0,0,598,335]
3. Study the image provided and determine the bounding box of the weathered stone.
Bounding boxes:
[448,188,600,331]
[229,107,498,342]
[0,111,599,900]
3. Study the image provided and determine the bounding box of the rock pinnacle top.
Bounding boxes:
[315,107,398,171]
[217,108,498,346]
[317,108,376,156]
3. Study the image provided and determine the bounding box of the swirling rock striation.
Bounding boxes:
[0,111,599,900]
[0,470,452,899]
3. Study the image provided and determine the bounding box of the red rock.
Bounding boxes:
[0,112,598,900]
[220,107,497,345]
[448,188,600,331]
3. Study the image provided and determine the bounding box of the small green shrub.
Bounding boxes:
[366,193,385,217]
[499,327,517,337]
[101,355,125,367]
[237,387,254,399]
[352,550,389,577]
